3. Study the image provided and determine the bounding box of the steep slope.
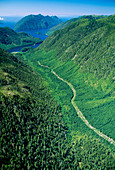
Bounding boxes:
[46,15,107,35]
[1,48,115,169]
[14,14,62,31]
[39,15,115,85]
[0,48,66,169]
[0,27,42,50]
[22,15,115,146]
[46,18,79,35]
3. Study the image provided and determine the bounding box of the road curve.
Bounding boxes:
[38,61,115,146]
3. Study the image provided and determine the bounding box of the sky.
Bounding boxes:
[0,0,115,17]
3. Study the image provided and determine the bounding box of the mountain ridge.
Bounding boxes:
[14,14,62,31]
[46,15,107,35]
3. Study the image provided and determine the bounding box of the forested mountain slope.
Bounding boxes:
[1,14,115,169]
[46,17,80,35]
[39,14,115,138]
[0,48,66,168]
[0,47,115,169]
[39,14,115,95]
[0,27,42,50]
[22,15,115,147]
[14,14,62,31]
[46,15,107,35]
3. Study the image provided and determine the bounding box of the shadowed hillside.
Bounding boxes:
[0,27,42,50]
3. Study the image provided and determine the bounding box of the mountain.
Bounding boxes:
[0,47,68,168]
[0,19,4,25]
[14,14,62,31]
[1,14,115,169]
[46,15,107,35]
[38,15,115,139]
[0,27,42,50]
[46,18,79,35]
[0,17,4,24]
[22,14,115,149]
[0,45,115,169]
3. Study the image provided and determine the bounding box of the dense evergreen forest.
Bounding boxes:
[46,15,107,35]
[0,14,115,169]
[0,27,42,50]
[0,48,115,169]
[14,14,62,31]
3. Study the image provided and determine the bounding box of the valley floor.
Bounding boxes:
[38,60,115,146]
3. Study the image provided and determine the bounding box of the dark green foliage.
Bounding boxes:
[1,94,115,169]
[0,27,19,45]
[1,94,67,169]
[14,14,62,31]
[0,48,66,168]
[0,27,42,50]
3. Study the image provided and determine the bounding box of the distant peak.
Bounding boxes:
[38,14,43,16]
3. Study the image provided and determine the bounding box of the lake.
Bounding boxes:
[7,43,42,53]
[0,19,49,52]
[0,17,48,53]
[0,16,71,53]
[23,29,48,40]
[0,19,48,40]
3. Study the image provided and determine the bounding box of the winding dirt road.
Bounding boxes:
[38,61,115,146]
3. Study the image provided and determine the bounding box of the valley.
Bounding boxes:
[21,15,115,147]
[1,14,115,169]
[38,60,115,146]
[1,46,115,169]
